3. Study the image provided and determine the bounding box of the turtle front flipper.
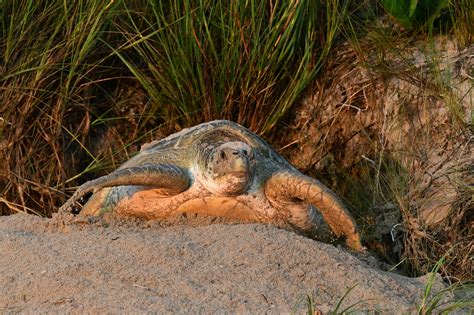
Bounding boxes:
[264,171,363,251]
[59,163,190,214]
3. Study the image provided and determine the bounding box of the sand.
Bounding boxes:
[0,213,453,313]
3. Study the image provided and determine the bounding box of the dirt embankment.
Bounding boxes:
[0,213,452,313]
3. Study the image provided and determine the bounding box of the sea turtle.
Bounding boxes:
[59,120,363,250]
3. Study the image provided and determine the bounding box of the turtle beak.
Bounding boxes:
[230,156,248,174]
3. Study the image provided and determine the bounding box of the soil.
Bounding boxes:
[277,37,473,270]
[0,213,452,313]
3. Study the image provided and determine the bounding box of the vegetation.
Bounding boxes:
[0,0,123,215]
[0,0,342,216]
[380,0,449,30]
[114,0,340,133]
[303,284,368,314]
[344,0,473,283]
[0,0,472,289]
[302,266,473,313]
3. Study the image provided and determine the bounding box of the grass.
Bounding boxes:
[301,284,370,314]
[112,0,344,133]
[380,0,449,30]
[0,0,343,216]
[273,0,471,283]
[416,254,474,314]
[0,0,472,286]
[299,252,472,313]
[318,0,473,282]
[0,0,124,216]
[301,258,473,313]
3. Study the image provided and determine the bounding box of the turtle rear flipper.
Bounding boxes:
[59,163,190,214]
[264,171,363,251]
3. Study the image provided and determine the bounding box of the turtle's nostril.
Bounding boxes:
[220,151,226,160]
[242,149,248,156]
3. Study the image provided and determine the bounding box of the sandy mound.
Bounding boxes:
[0,213,450,313]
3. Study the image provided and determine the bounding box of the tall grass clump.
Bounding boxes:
[0,0,123,216]
[114,0,344,134]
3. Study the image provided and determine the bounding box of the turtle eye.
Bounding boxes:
[220,151,226,160]
[242,149,248,156]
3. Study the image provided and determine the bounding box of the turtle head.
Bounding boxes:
[201,141,255,195]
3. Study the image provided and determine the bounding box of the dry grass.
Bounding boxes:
[341,2,473,283]
[277,11,472,281]
[0,0,125,216]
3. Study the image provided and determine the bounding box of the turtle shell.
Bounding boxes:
[120,120,294,172]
